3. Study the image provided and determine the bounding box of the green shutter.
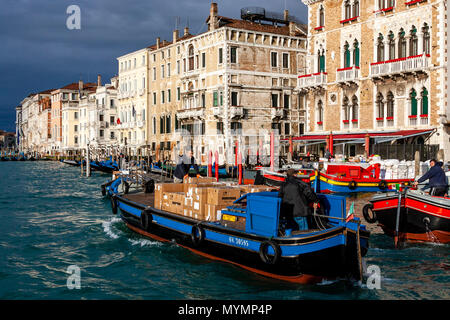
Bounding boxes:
[421,89,428,115]
[354,47,360,67]
[213,92,218,107]
[319,55,325,72]
[411,90,417,116]
[345,50,350,68]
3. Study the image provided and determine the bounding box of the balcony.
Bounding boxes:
[212,107,222,118]
[336,66,360,84]
[271,108,284,120]
[297,72,327,90]
[370,54,430,79]
[230,106,244,119]
[177,108,205,120]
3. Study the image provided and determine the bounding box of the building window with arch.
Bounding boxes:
[317,100,323,126]
[344,0,351,20]
[319,5,324,27]
[188,45,194,71]
[353,39,360,67]
[388,31,395,60]
[398,29,407,58]
[408,88,418,126]
[351,95,358,125]
[317,49,325,73]
[353,0,359,18]
[409,26,418,56]
[376,93,384,121]
[377,34,385,62]
[342,96,350,128]
[422,23,430,55]
[344,42,351,68]
[386,91,394,126]
[421,88,428,116]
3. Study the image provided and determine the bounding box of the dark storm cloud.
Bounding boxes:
[0,0,307,131]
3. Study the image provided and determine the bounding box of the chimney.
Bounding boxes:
[78,80,83,91]
[173,29,179,43]
[209,2,219,31]
[156,37,161,49]
[184,27,189,36]
[284,10,289,21]
[289,21,297,36]
[162,40,168,46]
[97,74,102,87]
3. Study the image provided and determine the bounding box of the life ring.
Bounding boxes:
[378,180,388,190]
[259,240,281,265]
[110,196,118,215]
[348,180,358,190]
[362,203,377,223]
[141,211,153,231]
[191,224,205,247]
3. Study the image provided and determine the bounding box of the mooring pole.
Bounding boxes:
[86,144,91,177]
[394,191,402,248]
[215,151,219,182]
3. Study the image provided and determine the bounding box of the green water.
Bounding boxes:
[0,161,448,299]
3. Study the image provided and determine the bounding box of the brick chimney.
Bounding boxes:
[184,27,189,36]
[284,10,289,21]
[173,29,179,43]
[156,37,161,49]
[208,2,219,31]
[289,22,297,36]
[78,80,83,91]
[97,74,102,87]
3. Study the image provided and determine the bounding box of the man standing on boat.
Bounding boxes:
[173,149,199,183]
[278,169,319,231]
[414,159,448,196]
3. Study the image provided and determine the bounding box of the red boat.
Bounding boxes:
[254,168,313,187]
[363,189,450,244]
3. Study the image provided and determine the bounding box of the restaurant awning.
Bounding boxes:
[281,129,435,144]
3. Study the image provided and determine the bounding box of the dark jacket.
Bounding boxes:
[418,163,447,188]
[173,155,199,179]
[278,176,319,217]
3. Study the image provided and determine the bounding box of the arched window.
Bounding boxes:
[421,88,428,115]
[410,89,417,116]
[378,0,384,10]
[398,28,407,58]
[377,34,385,62]
[388,31,395,60]
[422,23,430,55]
[319,6,324,26]
[318,49,325,72]
[353,0,359,18]
[317,100,323,123]
[353,39,360,67]
[376,93,384,118]
[386,91,394,118]
[343,96,350,121]
[351,96,358,120]
[344,42,350,68]
[188,45,194,71]
[409,26,418,56]
[344,0,351,20]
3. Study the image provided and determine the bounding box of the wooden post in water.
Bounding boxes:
[270,131,274,171]
[86,144,91,177]
[215,151,219,182]
[208,151,212,177]
[238,151,243,185]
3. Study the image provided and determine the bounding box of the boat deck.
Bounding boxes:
[122,192,155,207]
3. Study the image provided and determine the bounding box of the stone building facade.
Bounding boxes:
[299,0,448,159]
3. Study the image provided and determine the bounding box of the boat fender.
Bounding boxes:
[124,181,130,194]
[348,180,358,190]
[111,196,118,215]
[259,241,281,265]
[144,179,155,194]
[191,224,205,247]
[141,211,153,231]
[101,184,107,196]
[378,180,388,190]
[362,203,377,224]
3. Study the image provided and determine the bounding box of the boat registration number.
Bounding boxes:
[228,236,249,247]
[222,214,237,222]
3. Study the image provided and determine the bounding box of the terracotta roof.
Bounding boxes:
[60,82,97,91]
[147,34,195,50]
[38,89,56,95]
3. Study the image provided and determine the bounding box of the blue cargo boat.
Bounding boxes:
[109,189,370,283]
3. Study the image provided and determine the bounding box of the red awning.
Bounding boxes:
[282,129,435,142]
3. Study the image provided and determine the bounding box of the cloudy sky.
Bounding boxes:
[0,0,307,132]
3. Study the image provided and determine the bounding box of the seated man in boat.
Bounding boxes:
[278,169,319,231]
[414,159,448,196]
[173,149,199,183]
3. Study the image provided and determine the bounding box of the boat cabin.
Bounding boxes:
[326,163,381,180]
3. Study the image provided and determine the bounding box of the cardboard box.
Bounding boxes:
[207,187,241,206]
[183,176,217,184]
[154,183,184,209]
[205,204,228,221]
[238,185,277,196]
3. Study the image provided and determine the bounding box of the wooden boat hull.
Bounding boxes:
[111,193,370,283]
[367,191,450,244]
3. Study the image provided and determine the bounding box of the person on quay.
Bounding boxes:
[414,159,448,196]
[278,169,320,231]
[173,149,199,183]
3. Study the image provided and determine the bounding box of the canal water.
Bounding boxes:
[0,161,448,299]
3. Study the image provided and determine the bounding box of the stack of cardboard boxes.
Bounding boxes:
[154,176,277,222]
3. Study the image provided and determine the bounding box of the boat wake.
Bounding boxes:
[128,239,163,247]
[102,217,122,239]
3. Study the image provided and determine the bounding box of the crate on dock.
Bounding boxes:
[164,192,184,215]
[237,185,276,196]
[205,204,228,221]
[183,176,217,184]
[155,183,184,209]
